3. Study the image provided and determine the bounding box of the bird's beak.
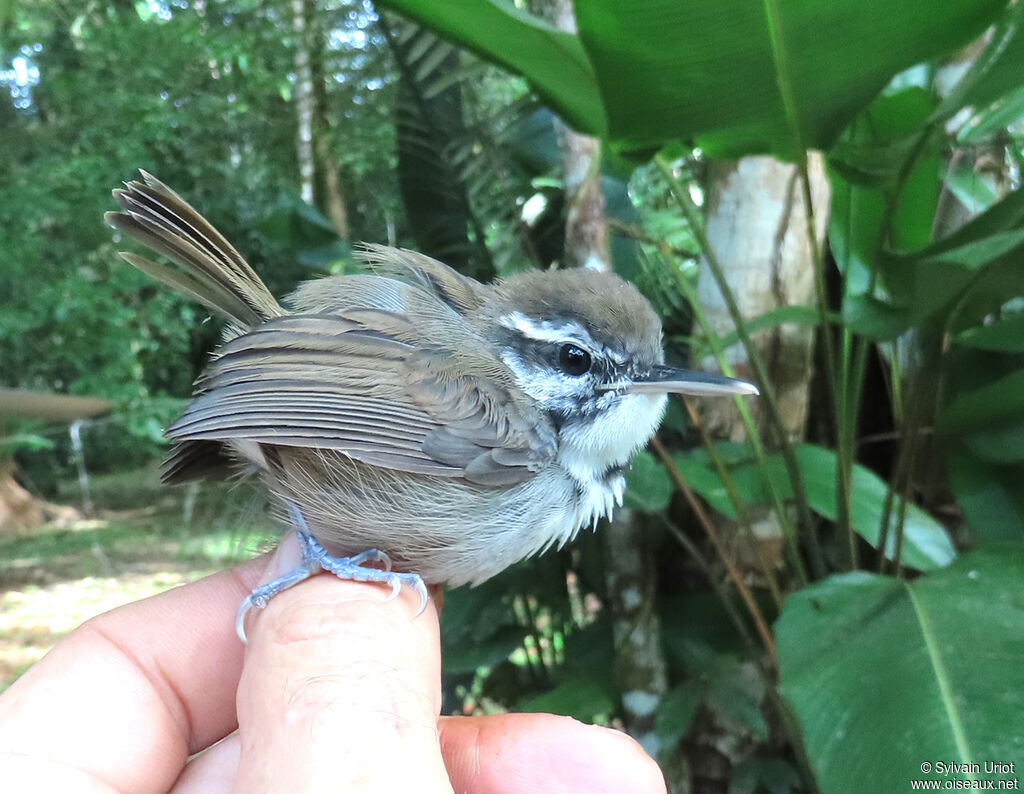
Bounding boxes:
[600,365,759,397]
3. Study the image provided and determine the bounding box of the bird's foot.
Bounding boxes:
[235,505,429,643]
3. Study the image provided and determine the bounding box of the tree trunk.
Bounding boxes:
[560,122,609,270]
[317,134,350,240]
[690,154,830,586]
[310,5,350,240]
[292,0,315,205]
[696,155,830,443]
[684,154,830,789]
[694,155,829,573]
[602,509,669,756]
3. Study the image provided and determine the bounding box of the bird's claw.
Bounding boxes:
[235,595,256,644]
[235,510,428,643]
[383,571,429,615]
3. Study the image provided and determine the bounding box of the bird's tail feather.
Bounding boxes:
[105,171,283,328]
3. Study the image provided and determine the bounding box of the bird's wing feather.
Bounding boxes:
[166,309,555,485]
[356,243,486,315]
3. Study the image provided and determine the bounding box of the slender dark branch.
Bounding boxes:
[606,218,699,259]
[652,437,777,662]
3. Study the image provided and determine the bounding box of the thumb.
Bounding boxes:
[232,534,451,794]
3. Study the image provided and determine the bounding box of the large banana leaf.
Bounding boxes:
[379,0,1008,157]
[776,546,1024,793]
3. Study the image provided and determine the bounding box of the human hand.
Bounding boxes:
[0,533,666,793]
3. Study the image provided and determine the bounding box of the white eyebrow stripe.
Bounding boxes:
[500,311,597,349]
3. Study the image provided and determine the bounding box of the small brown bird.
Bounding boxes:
[106,172,757,638]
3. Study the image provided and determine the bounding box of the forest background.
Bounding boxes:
[2,1,1024,792]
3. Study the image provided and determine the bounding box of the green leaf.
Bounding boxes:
[560,619,617,673]
[685,305,827,359]
[879,188,1024,321]
[624,451,673,513]
[828,88,942,304]
[730,758,804,794]
[671,451,763,520]
[890,152,941,254]
[955,314,1024,352]
[961,418,1024,465]
[826,88,935,187]
[0,433,55,454]
[655,683,702,743]
[934,2,1024,122]
[944,162,1000,216]
[660,593,755,669]
[377,0,604,136]
[579,0,1003,157]
[827,136,921,188]
[828,163,885,295]
[777,547,1024,794]
[788,446,955,571]
[917,228,1024,268]
[939,369,1024,433]
[946,447,1024,543]
[841,294,912,341]
[517,673,618,722]
[382,0,1005,158]
[959,83,1024,143]
[954,313,1024,350]
[657,644,769,744]
[442,625,528,674]
[675,445,956,570]
[704,660,769,741]
[930,181,1024,250]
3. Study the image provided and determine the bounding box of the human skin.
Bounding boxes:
[0,534,666,793]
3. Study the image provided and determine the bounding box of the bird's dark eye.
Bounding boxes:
[558,344,592,376]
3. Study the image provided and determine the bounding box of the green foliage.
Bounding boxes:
[389,22,492,277]
[374,0,601,136]
[946,448,1024,543]
[656,642,768,746]
[0,433,54,455]
[675,444,956,571]
[730,759,804,794]
[514,617,618,723]
[517,672,617,723]
[777,547,1024,793]
[380,0,1006,157]
[624,450,673,513]
[0,1,400,458]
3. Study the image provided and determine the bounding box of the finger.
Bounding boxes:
[171,733,240,794]
[440,714,667,794]
[233,554,451,793]
[172,713,667,794]
[0,555,266,794]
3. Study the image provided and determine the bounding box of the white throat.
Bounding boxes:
[557,391,668,528]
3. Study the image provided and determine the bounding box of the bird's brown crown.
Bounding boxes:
[487,268,662,363]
